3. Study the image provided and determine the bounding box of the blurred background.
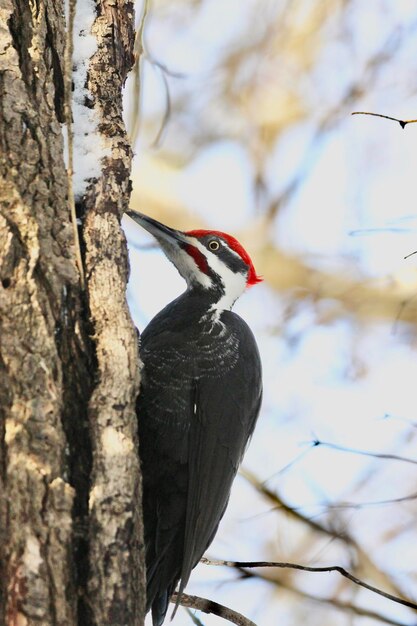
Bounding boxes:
[122,1,417,624]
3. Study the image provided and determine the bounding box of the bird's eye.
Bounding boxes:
[208,239,220,251]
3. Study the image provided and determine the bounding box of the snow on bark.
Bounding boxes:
[71,0,111,198]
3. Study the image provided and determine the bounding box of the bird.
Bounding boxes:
[126,210,263,626]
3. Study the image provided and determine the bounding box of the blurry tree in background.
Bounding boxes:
[125,1,417,624]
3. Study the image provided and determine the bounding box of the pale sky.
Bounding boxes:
[124,2,417,624]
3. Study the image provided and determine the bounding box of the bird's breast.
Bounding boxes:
[139,320,242,431]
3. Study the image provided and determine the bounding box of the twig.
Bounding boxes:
[392,293,417,334]
[64,0,85,288]
[173,592,257,626]
[298,588,414,626]
[150,66,171,148]
[263,446,314,479]
[186,607,206,626]
[129,0,150,147]
[242,467,353,537]
[201,558,417,611]
[381,412,417,430]
[311,438,417,466]
[323,491,417,510]
[349,227,412,236]
[146,56,185,79]
[352,111,417,129]
[238,568,413,626]
[265,24,415,222]
[241,468,409,602]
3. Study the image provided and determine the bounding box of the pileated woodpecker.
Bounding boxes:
[127,210,262,626]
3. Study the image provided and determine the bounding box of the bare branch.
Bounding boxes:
[323,490,417,510]
[173,592,257,626]
[248,570,414,626]
[186,607,206,625]
[310,438,417,466]
[381,413,417,430]
[265,23,417,222]
[241,469,410,602]
[145,55,186,79]
[352,111,417,129]
[129,0,150,147]
[150,66,172,148]
[202,558,417,612]
[296,589,414,626]
[242,467,358,538]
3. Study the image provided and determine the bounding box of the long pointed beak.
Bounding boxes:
[126,210,189,246]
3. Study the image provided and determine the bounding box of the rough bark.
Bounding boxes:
[0,1,144,625]
[81,2,145,625]
[0,1,85,623]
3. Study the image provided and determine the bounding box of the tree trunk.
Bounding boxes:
[0,1,145,625]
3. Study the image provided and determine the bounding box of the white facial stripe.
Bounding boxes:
[193,240,247,310]
[211,271,247,312]
[162,235,248,308]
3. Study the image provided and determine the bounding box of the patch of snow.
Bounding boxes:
[71,0,110,198]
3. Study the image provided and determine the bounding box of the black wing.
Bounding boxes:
[138,311,262,624]
[178,320,261,597]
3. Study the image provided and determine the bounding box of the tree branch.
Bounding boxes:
[129,0,150,147]
[311,438,417,466]
[202,558,417,611]
[186,607,207,625]
[352,111,417,129]
[173,592,257,626]
[241,568,413,626]
[241,468,410,601]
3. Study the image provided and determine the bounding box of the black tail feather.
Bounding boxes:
[151,591,170,626]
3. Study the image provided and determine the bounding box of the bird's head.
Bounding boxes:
[127,210,262,311]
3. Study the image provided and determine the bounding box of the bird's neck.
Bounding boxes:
[187,271,247,314]
[142,286,242,344]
